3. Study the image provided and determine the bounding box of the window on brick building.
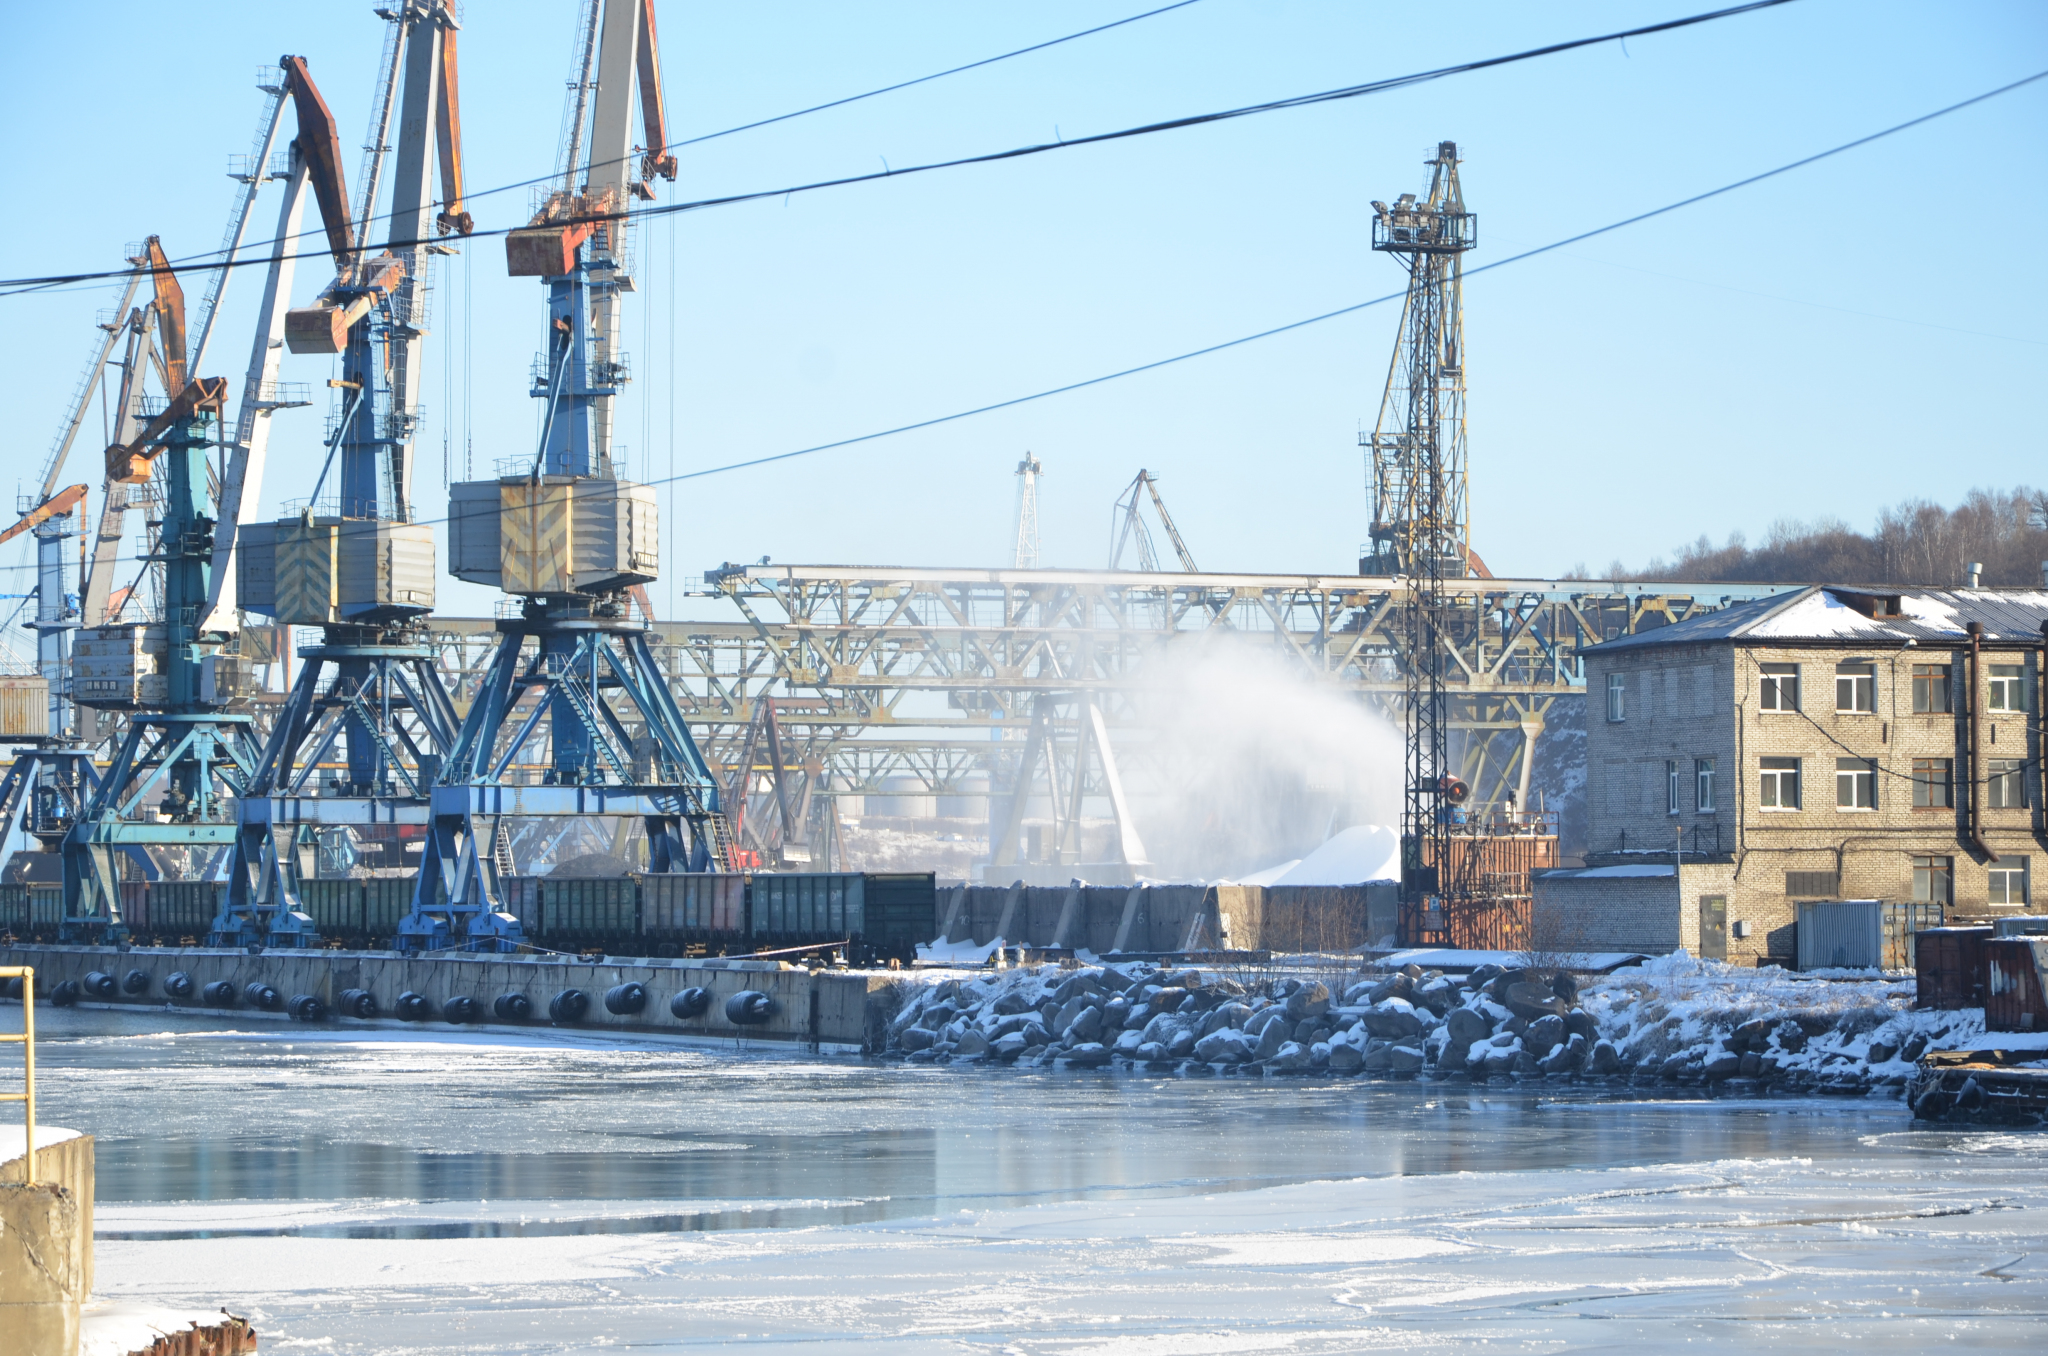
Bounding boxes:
[1913,855,1953,905]
[1835,757,1876,810]
[1835,662,1875,713]
[1606,672,1625,722]
[1759,663,1800,711]
[1988,759,2028,809]
[1695,757,1716,813]
[1759,756,1800,809]
[1911,663,1951,713]
[1988,664,2025,711]
[1990,859,2031,906]
[1911,758,1952,809]
[1666,759,1680,815]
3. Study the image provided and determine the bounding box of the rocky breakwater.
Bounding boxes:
[882,953,1927,1093]
[881,961,1595,1076]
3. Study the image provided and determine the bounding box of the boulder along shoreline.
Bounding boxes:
[879,953,1961,1097]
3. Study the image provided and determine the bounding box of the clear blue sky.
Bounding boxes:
[3,0,2042,614]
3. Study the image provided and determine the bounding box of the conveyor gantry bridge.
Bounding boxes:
[411,566,1795,810]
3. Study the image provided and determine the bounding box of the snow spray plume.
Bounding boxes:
[1123,639,1403,880]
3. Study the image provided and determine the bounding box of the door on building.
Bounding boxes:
[1698,896,1728,961]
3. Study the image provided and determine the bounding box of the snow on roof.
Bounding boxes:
[1538,864,1677,879]
[1746,589,1903,639]
[1265,825,1400,887]
[1590,586,2048,653]
[1381,948,1651,972]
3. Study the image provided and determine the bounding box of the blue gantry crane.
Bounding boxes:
[399,0,730,953]
[217,8,472,947]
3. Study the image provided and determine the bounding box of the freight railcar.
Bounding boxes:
[10,870,939,960]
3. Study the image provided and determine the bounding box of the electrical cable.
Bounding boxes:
[0,0,1799,296]
[524,69,2048,505]
[0,0,1210,297]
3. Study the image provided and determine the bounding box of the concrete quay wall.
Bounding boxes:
[0,945,895,1051]
[0,1132,93,1355]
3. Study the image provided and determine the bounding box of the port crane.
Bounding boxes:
[1107,469,1199,573]
[401,0,729,952]
[217,5,472,947]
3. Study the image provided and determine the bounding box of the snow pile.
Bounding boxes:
[1580,952,2043,1088]
[1264,825,1400,887]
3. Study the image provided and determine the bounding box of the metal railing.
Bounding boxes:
[0,967,34,1185]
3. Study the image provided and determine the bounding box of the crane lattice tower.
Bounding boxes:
[1367,141,1477,933]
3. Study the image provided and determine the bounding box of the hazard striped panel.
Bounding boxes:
[501,479,575,594]
[275,520,339,624]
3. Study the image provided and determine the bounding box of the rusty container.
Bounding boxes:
[0,676,49,737]
[1914,926,1992,1010]
[1985,938,2048,1032]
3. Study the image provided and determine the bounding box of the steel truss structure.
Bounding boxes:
[407,567,1792,811]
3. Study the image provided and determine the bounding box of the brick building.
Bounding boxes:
[1533,585,2047,965]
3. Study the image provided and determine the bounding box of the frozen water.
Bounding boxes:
[30,1007,2048,1351]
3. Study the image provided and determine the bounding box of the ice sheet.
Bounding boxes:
[90,1152,2048,1352]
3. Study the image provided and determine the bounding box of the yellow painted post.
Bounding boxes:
[0,966,33,1185]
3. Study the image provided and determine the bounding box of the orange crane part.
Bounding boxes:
[505,188,614,277]
[145,238,187,393]
[284,253,406,355]
[282,55,356,269]
[434,23,472,234]
[103,378,229,485]
[636,0,678,181]
[0,485,88,548]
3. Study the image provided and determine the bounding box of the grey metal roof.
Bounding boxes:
[1587,585,2048,653]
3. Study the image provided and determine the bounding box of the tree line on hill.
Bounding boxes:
[1566,486,2048,588]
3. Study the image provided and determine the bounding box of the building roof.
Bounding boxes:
[1586,585,2048,653]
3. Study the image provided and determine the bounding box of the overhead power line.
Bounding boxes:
[459,70,2048,507]
[0,0,1795,295]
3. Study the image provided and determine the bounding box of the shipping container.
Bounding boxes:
[1985,938,2048,1032]
[1882,902,1945,970]
[1915,926,1992,1010]
[0,676,50,737]
[1796,900,1883,970]
[638,872,746,941]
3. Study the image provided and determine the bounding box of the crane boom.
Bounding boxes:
[1142,473,1199,573]
[282,55,355,268]
[39,270,144,501]
[0,485,88,549]
[147,239,188,393]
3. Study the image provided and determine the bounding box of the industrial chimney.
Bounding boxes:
[1966,561,1983,588]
